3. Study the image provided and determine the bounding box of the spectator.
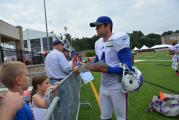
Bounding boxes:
[45,39,79,120]
[70,52,82,68]
[63,48,71,61]
[0,61,33,120]
[45,39,72,80]
[43,50,48,57]
[31,75,59,108]
[31,75,59,120]
[23,90,31,104]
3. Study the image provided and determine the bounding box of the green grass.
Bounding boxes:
[79,51,179,120]
[135,50,171,60]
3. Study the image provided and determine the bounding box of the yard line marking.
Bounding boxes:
[89,81,100,107]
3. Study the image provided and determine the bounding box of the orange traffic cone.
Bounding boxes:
[159,92,166,101]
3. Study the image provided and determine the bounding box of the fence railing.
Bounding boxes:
[44,72,81,120]
[0,46,45,65]
[0,67,81,120]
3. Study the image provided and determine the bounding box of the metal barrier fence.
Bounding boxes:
[44,72,81,120]
[0,46,45,65]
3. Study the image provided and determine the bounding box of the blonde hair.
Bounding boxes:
[0,61,26,89]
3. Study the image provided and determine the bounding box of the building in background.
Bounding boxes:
[0,20,23,49]
[0,19,24,63]
[23,29,54,53]
[161,33,179,45]
[23,29,72,53]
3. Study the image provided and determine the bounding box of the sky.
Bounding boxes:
[0,0,179,38]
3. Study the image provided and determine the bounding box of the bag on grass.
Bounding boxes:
[147,93,179,117]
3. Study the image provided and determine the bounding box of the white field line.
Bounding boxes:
[134,59,172,62]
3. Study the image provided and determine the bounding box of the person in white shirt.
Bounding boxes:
[45,39,72,80]
[44,39,72,120]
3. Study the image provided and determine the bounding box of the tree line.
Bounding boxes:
[65,30,179,51]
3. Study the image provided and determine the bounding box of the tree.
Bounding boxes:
[175,30,179,33]
[162,31,173,36]
[129,31,161,48]
[145,33,161,47]
[129,31,144,48]
[65,33,72,44]
[59,33,63,40]
[71,35,99,51]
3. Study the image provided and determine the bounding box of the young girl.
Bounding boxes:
[31,75,59,109]
[31,75,60,120]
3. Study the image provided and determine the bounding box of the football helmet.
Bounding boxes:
[119,63,143,93]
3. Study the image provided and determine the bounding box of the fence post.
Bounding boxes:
[0,46,4,63]
[16,49,23,62]
[32,51,34,65]
[44,97,60,120]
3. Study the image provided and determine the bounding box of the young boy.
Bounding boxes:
[0,61,34,120]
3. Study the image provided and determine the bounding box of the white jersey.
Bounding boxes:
[168,45,174,51]
[95,33,130,88]
[173,44,179,53]
[170,44,179,70]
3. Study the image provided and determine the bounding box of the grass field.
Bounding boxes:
[78,50,179,120]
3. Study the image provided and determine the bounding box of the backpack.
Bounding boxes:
[147,93,179,117]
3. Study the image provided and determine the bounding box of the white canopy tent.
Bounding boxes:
[140,45,150,50]
[151,44,171,49]
[133,47,139,51]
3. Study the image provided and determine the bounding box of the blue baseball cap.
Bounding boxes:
[71,51,78,57]
[90,16,113,27]
[52,39,64,46]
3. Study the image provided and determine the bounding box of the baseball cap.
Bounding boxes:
[63,48,70,52]
[71,51,78,57]
[90,16,113,27]
[52,39,64,46]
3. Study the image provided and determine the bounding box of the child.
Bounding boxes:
[31,75,50,109]
[31,75,59,108]
[31,75,60,120]
[0,61,33,120]
[70,52,82,68]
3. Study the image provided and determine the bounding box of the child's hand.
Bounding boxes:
[73,66,80,75]
[47,85,58,97]
[46,82,61,96]
[46,85,55,92]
